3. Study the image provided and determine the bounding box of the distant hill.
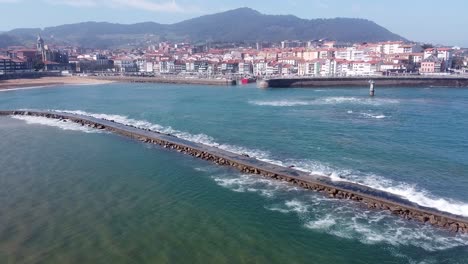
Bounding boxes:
[0,7,406,49]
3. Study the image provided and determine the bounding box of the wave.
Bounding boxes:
[10,115,101,133]
[248,100,312,107]
[333,174,468,218]
[0,86,48,92]
[53,109,273,160]
[210,170,468,252]
[49,109,468,217]
[249,97,400,107]
[360,113,387,119]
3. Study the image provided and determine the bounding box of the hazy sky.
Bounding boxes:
[1,0,467,47]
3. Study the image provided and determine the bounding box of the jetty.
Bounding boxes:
[259,76,468,88]
[1,110,467,233]
[93,76,237,86]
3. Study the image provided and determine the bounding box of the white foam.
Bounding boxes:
[321,97,399,105]
[249,97,400,107]
[10,115,100,133]
[248,100,311,107]
[305,215,336,230]
[212,171,468,251]
[50,109,468,217]
[285,199,309,213]
[53,109,273,160]
[360,113,387,119]
[336,174,468,218]
[0,86,48,92]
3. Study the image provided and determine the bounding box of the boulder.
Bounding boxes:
[449,223,459,232]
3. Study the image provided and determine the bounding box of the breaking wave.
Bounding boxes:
[10,115,101,133]
[360,113,387,119]
[46,109,468,218]
[209,170,468,252]
[249,97,400,107]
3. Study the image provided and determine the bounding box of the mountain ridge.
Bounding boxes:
[0,7,407,49]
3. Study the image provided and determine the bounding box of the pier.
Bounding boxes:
[93,76,237,86]
[1,110,467,233]
[262,76,468,88]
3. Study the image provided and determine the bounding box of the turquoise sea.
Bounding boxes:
[0,83,467,263]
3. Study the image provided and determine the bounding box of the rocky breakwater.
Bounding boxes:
[1,110,467,234]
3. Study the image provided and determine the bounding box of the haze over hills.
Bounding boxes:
[0,7,406,49]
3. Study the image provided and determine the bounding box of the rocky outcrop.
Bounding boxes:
[1,110,467,234]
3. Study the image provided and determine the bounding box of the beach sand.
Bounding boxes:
[0,76,115,91]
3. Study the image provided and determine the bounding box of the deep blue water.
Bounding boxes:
[0,83,467,263]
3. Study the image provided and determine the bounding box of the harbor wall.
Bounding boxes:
[94,76,237,86]
[1,110,467,233]
[264,77,468,88]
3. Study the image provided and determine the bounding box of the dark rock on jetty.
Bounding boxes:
[1,110,467,234]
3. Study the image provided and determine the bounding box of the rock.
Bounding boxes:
[438,217,448,227]
[429,215,438,225]
[449,223,459,233]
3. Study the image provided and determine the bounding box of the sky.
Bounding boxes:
[0,0,467,47]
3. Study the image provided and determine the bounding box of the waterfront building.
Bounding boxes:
[238,61,253,75]
[114,57,137,72]
[297,60,321,76]
[420,55,443,74]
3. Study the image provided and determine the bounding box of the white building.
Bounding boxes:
[298,61,321,76]
[381,41,404,54]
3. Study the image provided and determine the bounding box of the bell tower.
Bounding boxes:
[37,34,45,62]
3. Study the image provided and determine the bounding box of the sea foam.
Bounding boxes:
[209,169,468,252]
[249,97,400,107]
[10,115,101,133]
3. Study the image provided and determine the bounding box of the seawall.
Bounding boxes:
[1,110,467,233]
[263,77,468,88]
[94,76,237,86]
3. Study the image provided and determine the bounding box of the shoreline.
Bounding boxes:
[0,76,115,91]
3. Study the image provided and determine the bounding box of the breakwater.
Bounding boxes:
[94,76,237,86]
[261,76,468,88]
[1,110,467,233]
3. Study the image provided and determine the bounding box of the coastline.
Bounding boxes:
[0,76,115,91]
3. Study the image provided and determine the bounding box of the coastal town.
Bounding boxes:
[1,36,468,80]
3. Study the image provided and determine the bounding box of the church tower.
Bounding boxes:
[37,34,46,62]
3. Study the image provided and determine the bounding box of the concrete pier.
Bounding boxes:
[264,76,468,88]
[1,110,467,233]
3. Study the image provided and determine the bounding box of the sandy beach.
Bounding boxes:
[0,76,115,91]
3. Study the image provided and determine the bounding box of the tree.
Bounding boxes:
[33,61,44,71]
[421,43,433,50]
[452,57,465,69]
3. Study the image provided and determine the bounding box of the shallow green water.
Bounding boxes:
[0,83,467,263]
